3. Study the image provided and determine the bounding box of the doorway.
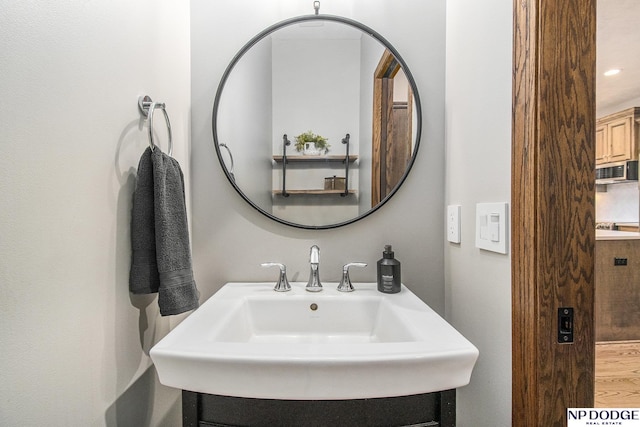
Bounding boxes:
[371,49,414,206]
[592,0,640,409]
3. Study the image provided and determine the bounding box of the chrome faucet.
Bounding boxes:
[306,245,322,292]
[260,262,291,292]
[337,262,367,292]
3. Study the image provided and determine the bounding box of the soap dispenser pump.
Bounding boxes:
[377,244,401,294]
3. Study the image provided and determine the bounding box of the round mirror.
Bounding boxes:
[213,14,421,229]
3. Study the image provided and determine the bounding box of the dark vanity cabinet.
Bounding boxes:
[182,390,456,427]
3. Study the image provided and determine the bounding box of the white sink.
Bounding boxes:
[150,282,479,400]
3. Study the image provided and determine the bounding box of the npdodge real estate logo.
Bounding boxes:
[567,409,640,426]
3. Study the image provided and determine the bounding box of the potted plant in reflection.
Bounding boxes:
[294,130,330,155]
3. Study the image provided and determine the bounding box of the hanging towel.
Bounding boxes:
[129,148,159,294]
[129,147,200,316]
[150,148,199,315]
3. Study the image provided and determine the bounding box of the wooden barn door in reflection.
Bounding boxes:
[371,49,413,206]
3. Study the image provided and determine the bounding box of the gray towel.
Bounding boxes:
[129,148,159,294]
[129,147,199,316]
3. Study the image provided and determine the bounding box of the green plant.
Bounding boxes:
[294,130,330,154]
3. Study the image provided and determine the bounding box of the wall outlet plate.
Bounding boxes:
[475,202,509,254]
[447,205,461,243]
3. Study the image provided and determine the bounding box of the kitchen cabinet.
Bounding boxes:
[595,238,640,341]
[596,107,640,165]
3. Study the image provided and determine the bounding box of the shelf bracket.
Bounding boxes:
[341,133,350,196]
[281,134,291,197]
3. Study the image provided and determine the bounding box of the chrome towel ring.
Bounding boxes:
[138,95,173,156]
[218,143,235,181]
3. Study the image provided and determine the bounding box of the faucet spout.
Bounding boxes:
[306,245,322,292]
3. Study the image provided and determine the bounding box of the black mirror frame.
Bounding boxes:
[212,14,422,230]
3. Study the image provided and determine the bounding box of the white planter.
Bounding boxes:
[302,142,322,155]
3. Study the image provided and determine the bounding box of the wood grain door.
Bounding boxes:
[371,50,413,206]
[512,0,596,425]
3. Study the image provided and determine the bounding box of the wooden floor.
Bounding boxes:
[595,341,640,407]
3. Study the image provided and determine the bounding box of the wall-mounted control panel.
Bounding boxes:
[558,307,574,343]
[475,202,509,254]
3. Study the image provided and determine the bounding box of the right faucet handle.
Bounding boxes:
[261,262,292,292]
[337,262,367,292]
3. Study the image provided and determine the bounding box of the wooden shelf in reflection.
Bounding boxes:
[273,189,357,195]
[272,155,358,163]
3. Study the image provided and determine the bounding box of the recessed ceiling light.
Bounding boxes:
[604,68,622,77]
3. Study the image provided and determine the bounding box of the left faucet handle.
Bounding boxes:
[261,262,292,292]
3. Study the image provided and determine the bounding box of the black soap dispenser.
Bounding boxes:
[377,244,401,294]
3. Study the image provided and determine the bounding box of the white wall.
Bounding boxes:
[445,0,513,425]
[273,38,360,156]
[0,1,190,425]
[191,0,446,317]
[596,182,640,222]
[597,95,640,117]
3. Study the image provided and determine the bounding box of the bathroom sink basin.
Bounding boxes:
[150,282,479,400]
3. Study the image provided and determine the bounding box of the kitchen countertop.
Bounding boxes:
[616,222,640,227]
[596,229,640,240]
[615,222,640,232]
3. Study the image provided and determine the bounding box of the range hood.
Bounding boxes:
[596,160,638,184]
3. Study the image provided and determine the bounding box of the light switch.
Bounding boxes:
[475,203,509,254]
[489,213,500,241]
[479,214,489,240]
[447,205,461,243]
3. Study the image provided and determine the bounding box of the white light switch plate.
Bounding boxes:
[447,205,461,243]
[475,202,509,254]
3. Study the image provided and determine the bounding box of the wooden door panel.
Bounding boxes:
[386,103,411,194]
[512,0,596,425]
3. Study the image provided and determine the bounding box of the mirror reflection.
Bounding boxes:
[213,16,421,229]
